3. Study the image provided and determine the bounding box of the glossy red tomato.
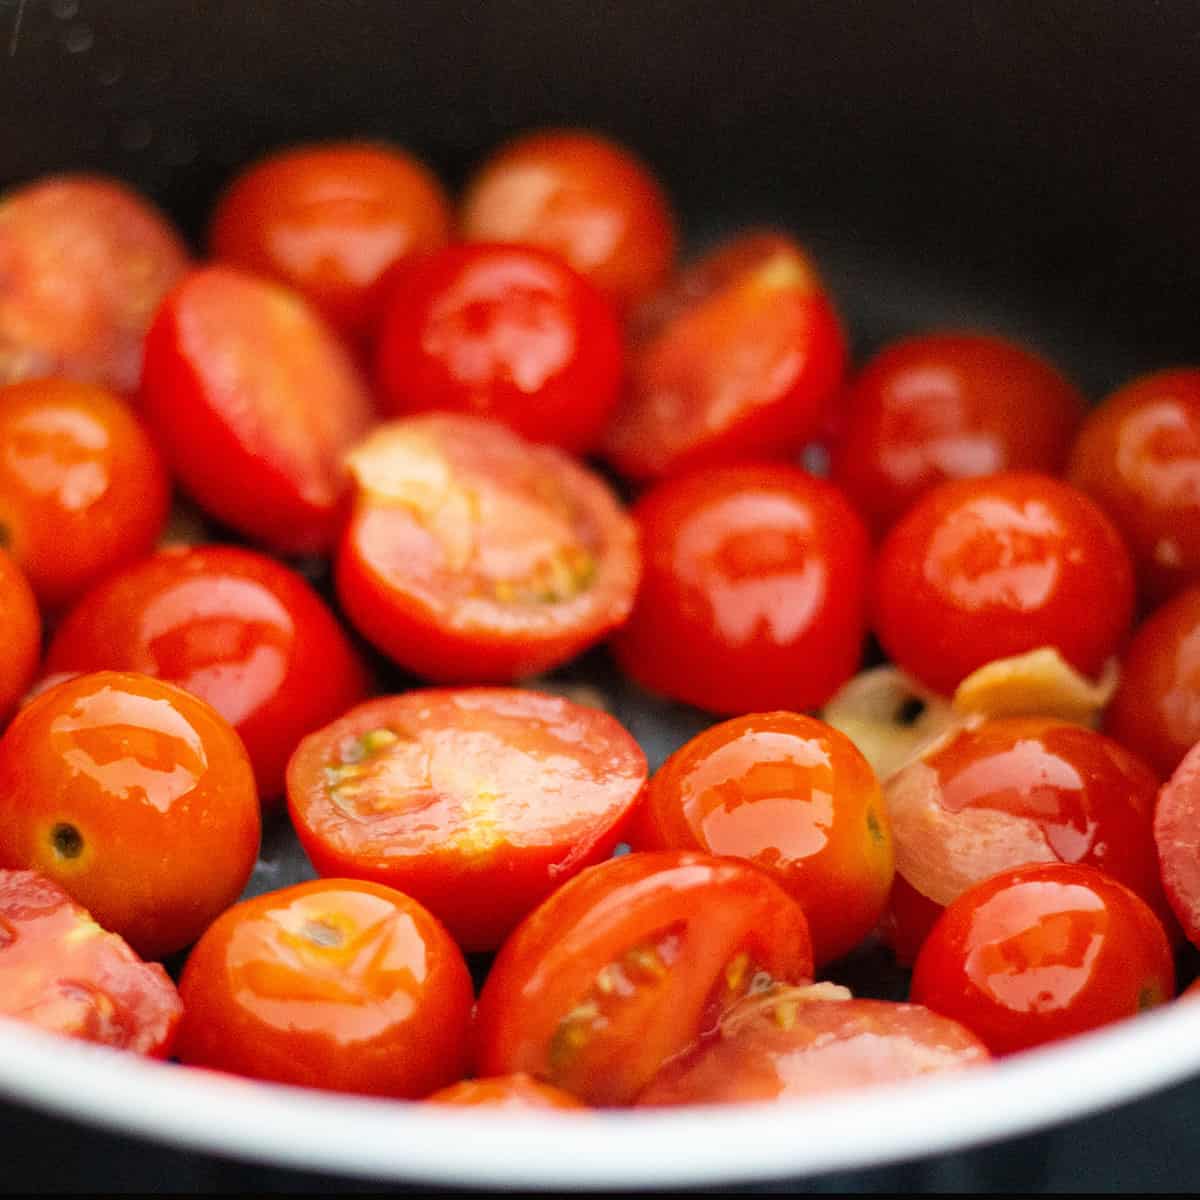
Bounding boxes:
[374,244,622,454]
[830,332,1086,537]
[140,266,375,555]
[427,1074,585,1110]
[460,129,676,310]
[0,869,182,1056]
[603,231,847,481]
[0,175,189,393]
[176,879,473,1097]
[0,551,40,724]
[46,545,369,802]
[637,712,892,965]
[873,472,1136,696]
[0,671,260,959]
[1154,740,1200,950]
[910,863,1174,1056]
[475,851,813,1106]
[209,141,451,341]
[1069,368,1200,605]
[0,379,169,610]
[335,414,640,682]
[612,463,870,713]
[287,689,648,951]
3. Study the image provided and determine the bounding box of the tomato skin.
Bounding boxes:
[176,878,473,1098]
[45,545,369,803]
[1153,740,1200,950]
[1069,368,1200,606]
[475,850,813,1106]
[638,712,892,965]
[830,333,1086,538]
[0,379,170,610]
[427,1074,585,1110]
[140,266,375,556]
[460,129,676,310]
[0,175,189,394]
[287,689,648,951]
[335,414,640,682]
[873,472,1136,697]
[611,463,870,714]
[604,231,848,482]
[0,671,260,960]
[374,244,623,455]
[0,869,182,1057]
[0,551,40,725]
[910,863,1174,1056]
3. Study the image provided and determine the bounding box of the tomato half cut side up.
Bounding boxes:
[474,851,813,1106]
[1155,740,1200,950]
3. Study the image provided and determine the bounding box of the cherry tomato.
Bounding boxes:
[287,689,648,951]
[830,332,1086,538]
[45,545,369,803]
[603,231,847,481]
[209,141,451,342]
[335,414,640,682]
[427,1074,585,1110]
[873,472,1135,696]
[910,863,1174,1056]
[0,869,182,1056]
[637,712,892,965]
[0,175,189,394]
[176,878,473,1097]
[460,129,676,310]
[1069,368,1200,605]
[1153,739,1200,950]
[373,244,622,454]
[0,379,169,610]
[0,550,40,724]
[475,850,813,1106]
[140,266,375,556]
[636,986,989,1105]
[611,463,870,714]
[0,671,260,959]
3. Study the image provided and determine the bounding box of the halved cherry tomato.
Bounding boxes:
[176,878,473,1098]
[611,463,870,713]
[603,231,847,481]
[475,850,813,1106]
[0,671,260,959]
[910,863,1174,1056]
[460,129,676,310]
[335,414,639,682]
[830,332,1086,538]
[46,545,369,803]
[0,175,189,393]
[140,265,375,555]
[636,712,892,965]
[287,688,648,951]
[0,869,182,1056]
[1153,739,1200,950]
[374,244,622,454]
[0,379,169,610]
[209,141,451,342]
[873,472,1136,697]
[427,1074,585,1110]
[0,551,40,724]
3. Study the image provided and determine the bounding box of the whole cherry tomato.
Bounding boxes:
[287,689,648,951]
[873,472,1135,696]
[910,863,1174,1056]
[0,175,189,393]
[475,850,813,1106]
[1154,739,1200,950]
[176,878,473,1098]
[636,712,892,965]
[0,671,260,959]
[611,463,870,714]
[0,550,40,724]
[374,244,623,454]
[0,379,169,610]
[45,545,369,803]
[603,231,847,481]
[460,128,676,310]
[0,869,182,1055]
[830,332,1086,537]
[427,1074,585,1110]
[140,266,375,556]
[1069,368,1200,605]
[335,414,640,682]
[209,141,451,342]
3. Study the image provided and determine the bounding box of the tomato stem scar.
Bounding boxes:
[51,822,84,859]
